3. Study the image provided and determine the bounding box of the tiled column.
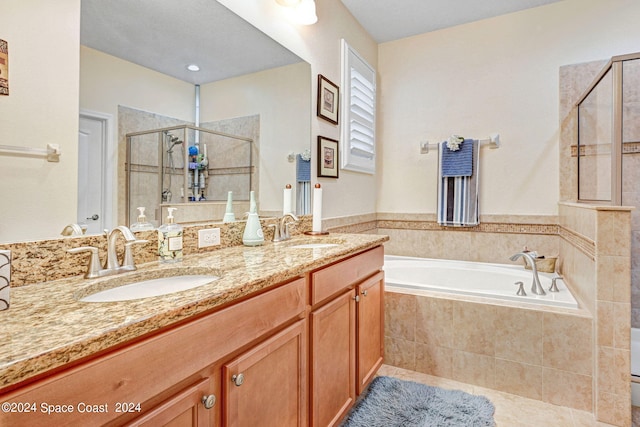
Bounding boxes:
[595,209,632,426]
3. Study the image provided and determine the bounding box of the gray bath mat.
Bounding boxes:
[340,376,496,427]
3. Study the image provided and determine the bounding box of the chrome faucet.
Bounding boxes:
[510,252,546,295]
[67,226,148,279]
[105,226,137,270]
[271,213,299,242]
[60,223,85,236]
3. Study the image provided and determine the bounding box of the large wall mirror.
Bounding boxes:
[77,0,311,235]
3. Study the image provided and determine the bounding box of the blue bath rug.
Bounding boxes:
[340,376,496,427]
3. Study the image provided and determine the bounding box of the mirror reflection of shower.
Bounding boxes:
[126,123,254,227]
[162,131,183,202]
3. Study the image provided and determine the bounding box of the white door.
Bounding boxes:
[78,114,107,234]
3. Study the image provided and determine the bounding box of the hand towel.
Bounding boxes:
[437,140,480,227]
[441,138,474,177]
[296,154,311,214]
[296,154,311,182]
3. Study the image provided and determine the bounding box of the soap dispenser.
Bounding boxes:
[223,191,236,223]
[130,207,154,231]
[158,207,183,263]
[242,191,264,246]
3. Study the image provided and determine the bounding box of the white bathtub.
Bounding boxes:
[384,255,578,309]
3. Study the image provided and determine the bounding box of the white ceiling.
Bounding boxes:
[80,0,302,85]
[340,0,565,43]
[80,0,566,85]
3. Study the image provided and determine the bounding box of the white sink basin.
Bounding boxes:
[289,243,340,249]
[80,274,220,303]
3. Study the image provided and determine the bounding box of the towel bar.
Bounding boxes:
[420,133,500,154]
[0,143,61,162]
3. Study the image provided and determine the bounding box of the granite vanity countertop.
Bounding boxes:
[0,233,388,390]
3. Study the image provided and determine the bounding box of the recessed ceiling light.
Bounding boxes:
[187,64,200,72]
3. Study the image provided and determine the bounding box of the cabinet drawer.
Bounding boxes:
[0,278,305,427]
[310,246,383,306]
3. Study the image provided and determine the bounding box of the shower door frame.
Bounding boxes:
[125,124,254,226]
[576,52,640,206]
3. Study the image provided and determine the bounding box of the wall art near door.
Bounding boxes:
[0,39,7,96]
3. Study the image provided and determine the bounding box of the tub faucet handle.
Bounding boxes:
[514,281,526,296]
[550,276,563,293]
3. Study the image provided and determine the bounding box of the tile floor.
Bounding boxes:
[379,364,620,426]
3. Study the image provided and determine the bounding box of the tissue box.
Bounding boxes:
[0,250,10,311]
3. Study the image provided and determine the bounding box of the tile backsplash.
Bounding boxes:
[0,216,311,287]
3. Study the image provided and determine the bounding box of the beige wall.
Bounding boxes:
[376,0,640,217]
[200,62,310,213]
[218,0,379,220]
[0,0,80,242]
[80,46,195,122]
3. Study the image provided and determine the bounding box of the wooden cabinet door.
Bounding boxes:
[356,271,384,395]
[223,320,306,427]
[126,377,215,427]
[309,289,356,427]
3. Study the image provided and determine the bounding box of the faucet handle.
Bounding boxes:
[67,246,102,279]
[268,223,283,242]
[514,281,526,296]
[280,213,299,240]
[123,240,149,269]
[550,276,563,292]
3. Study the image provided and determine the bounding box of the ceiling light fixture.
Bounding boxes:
[276,0,301,6]
[295,0,318,25]
[187,64,200,72]
[275,0,317,25]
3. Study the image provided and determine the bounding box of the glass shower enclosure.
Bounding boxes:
[126,125,253,227]
[577,52,640,205]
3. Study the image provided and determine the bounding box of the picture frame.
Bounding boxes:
[317,136,339,178]
[0,39,8,96]
[317,74,339,124]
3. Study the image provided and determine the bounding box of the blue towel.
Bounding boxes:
[437,140,480,227]
[441,139,474,177]
[296,154,310,182]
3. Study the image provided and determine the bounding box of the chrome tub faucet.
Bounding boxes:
[510,252,546,295]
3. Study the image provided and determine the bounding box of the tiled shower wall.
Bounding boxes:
[559,202,631,426]
[621,58,640,328]
[558,56,636,425]
[560,58,640,330]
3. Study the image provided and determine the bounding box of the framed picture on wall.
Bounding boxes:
[0,39,8,96]
[317,136,339,178]
[317,74,339,124]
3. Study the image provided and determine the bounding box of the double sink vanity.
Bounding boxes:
[0,233,388,426]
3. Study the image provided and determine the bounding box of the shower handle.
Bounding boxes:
[86,214,99,221]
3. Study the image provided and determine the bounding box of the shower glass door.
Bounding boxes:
[622,58,640,207]
[577,67,614,202]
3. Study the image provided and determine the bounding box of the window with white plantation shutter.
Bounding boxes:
[340,39,376,174]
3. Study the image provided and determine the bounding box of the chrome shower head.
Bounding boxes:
[166,135,184,153]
